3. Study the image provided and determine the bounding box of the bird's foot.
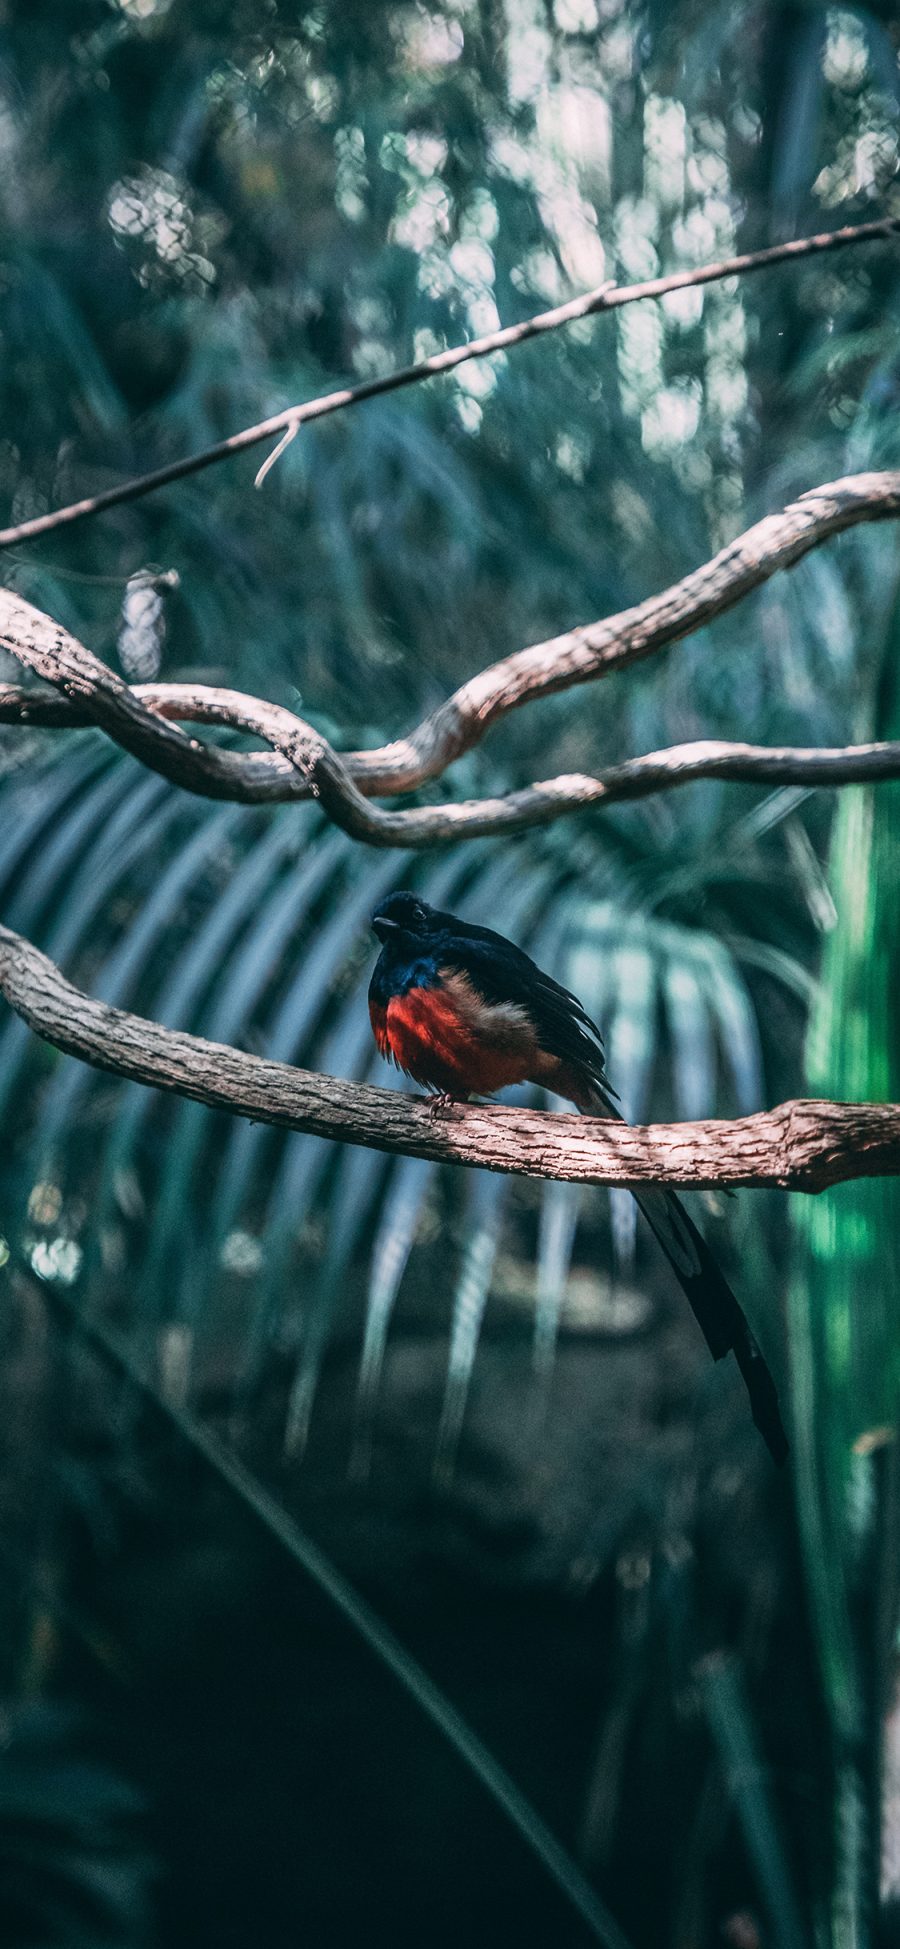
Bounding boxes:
[426,1090,469,1119]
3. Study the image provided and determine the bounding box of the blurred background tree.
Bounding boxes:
[0,2,899,1945]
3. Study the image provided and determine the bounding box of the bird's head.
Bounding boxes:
[371,890,435,946]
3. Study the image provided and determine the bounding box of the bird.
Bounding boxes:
[368,890,788,1465]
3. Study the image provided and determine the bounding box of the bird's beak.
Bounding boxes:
[372,916,399,944]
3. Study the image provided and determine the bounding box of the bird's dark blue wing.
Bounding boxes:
[430,915,611,1096]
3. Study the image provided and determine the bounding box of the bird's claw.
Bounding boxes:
[426,1090,468,1119]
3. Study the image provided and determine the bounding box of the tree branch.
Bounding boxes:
[0,217,896,549]
[15,708,900,837]
[1,922,898,1192]
[3,471,900,840]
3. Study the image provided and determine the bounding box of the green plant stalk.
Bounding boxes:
[790,629,900,1943]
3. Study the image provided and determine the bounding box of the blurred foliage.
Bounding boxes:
[0,1,900,1945]
[0,1704,153,1949]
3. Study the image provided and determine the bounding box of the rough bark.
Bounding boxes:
[3,470,900,840]
[2,922,898,1192]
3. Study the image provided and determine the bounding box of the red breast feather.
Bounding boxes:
[380,970,540,1096]
[369,1000,391,1060]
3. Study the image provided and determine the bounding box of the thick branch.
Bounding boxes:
[3,697,896,834]
[0,216,896,548]
[1,922,898,1192]
[3,471,900,839]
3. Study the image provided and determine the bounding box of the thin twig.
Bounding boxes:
[0,217,897,548]
[253,418,300,489]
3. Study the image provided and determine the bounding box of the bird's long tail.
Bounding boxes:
[634,1183,788,1463]
[582,1080,789,1464]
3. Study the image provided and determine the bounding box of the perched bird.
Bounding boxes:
[369,890,788,1465]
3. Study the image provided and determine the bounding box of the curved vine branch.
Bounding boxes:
[0,216,895,550]
[7,697,900,838]
[1,922,898,1192]
[2,471,900,841]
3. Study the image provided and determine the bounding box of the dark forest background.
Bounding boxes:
[1,2,900,1944]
